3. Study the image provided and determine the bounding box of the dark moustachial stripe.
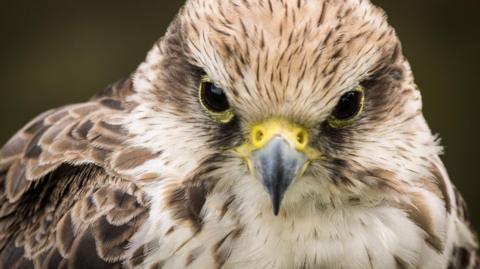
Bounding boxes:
[167,183,207,233]
[166,155,227,233]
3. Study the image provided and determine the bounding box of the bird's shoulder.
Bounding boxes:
[0,78,151,269]
[0,77,137,187]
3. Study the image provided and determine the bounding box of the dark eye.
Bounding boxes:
[201,81,230,112]
[328,85,365,128]
[199,76,234,123]
[333,91,362,120]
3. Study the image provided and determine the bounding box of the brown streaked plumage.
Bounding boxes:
[1,0,478,268]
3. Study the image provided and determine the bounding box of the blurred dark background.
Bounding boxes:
[0,1,478,228]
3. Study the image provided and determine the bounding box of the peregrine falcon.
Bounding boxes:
[0,0,478,268]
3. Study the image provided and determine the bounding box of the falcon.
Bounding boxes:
[0,0,478,268]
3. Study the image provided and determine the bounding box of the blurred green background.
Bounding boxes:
[0,1,478,228]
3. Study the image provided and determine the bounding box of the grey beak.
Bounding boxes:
[251,136,307,215]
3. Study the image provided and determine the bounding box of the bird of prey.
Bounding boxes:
[0,0,478,268]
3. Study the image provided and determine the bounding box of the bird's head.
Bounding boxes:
[128,0,440,217]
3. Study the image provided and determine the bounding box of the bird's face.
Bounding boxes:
[131,0,435,216]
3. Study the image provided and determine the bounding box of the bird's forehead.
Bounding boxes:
[180,0,398,121]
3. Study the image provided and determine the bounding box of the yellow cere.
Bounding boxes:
[234,118,323,161]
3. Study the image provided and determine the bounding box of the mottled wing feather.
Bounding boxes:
[91,77,137,101]
[0,78,150,269]
[0,78,136,203]
[0,165,149,269]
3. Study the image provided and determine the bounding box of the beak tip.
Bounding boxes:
[272,206,280,216]
[271,195,282,216]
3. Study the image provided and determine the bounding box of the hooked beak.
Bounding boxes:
[252,136,307,215]
[235,119,321,215]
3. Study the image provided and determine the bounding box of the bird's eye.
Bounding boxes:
[199,75,234,124]
[328,85,365,128]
